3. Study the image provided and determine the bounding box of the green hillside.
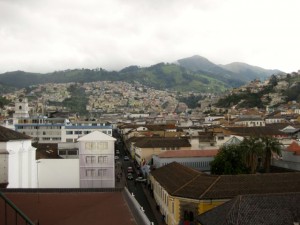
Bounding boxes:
[0,56,283,93]
[0,63,233,93]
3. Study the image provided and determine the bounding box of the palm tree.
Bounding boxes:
[240,137,264,174]
[261,136,282,173]
[210,144,248,175]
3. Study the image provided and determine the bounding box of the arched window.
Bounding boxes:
[19,106,22,110]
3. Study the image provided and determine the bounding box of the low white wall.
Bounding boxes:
[0,154,8,184]
[37,159,80,188]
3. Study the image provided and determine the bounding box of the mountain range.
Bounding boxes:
[0,55,283,94]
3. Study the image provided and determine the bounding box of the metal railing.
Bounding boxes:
[1,187,123,193]
[0,192,35,225]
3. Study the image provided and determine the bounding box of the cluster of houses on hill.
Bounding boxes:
[1,97,300,224]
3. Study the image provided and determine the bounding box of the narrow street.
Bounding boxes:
[114,130,163,225]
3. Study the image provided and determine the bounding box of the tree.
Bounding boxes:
[261,136,282,173]
[240,137,264,174]
[210,144,249,175]
[0,96,10,109]
[269,75,278,87]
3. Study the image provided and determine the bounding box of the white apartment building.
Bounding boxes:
[78,131,116,188]
[14,118,113,143]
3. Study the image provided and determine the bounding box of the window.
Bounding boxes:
[218,136,224,140]
[53,137,61,141]
[59,150,66,155]
[66,139,73,143]
[85,142,92,149]
[43,131,46,135]
[171,201,174,214]
[97,142,108,150]
[86,156,96,163]
[108,131,111,135]
[42,137,50,141]
[161,147,166,150]
[85,142,108,150]
[67,150,78,155]
[75,131,82,135]
[102,131,107,134]
[66,131,73,135]
[98,156,108,163]
[98,169,107,177]
[86,169,95,177]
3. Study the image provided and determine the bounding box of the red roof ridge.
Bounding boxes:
[286,141,300,152]
[158,149,219,158]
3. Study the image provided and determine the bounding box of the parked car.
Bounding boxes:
[135,177,147,183]
[127,173,133,180]
[124,156,129,161]
[127,166,133,173]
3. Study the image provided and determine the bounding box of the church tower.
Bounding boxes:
[13,97,29,125]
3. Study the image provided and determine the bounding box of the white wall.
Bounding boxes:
[153,155,214,171]
[37,159,80,188]
[7,140,37,188]
[0,153,8,184]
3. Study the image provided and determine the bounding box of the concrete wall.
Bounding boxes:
[153,155,213,171]
[37,159,80,188]
[0,153,8,184]
[272,151,300,171]
[7,140,37,188]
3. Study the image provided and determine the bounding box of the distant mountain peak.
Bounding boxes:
[177,55,216,72]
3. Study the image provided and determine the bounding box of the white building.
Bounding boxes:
[234,117,266,127]
[77,131,116,188]
[13,98,29,125]
[14,117,113,143]
[0,126,37,188]
[152,150,218,171]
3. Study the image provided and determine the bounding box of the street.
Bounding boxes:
[114,131,160,225]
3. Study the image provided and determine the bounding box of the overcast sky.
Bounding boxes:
[0,0,299,73]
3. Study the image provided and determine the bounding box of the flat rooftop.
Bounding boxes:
[1,191,137,225]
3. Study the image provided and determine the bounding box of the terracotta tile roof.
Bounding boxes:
[202,173,300,199]
[150,162,300,200]
[157,150,218,158]
[0,191,137,225]
[197,192,300,225]
[120,124,176,131]
[224,126,285,137]
[151,162,210,194]
[0,125,32,142]
[286,141,300,153]
[135,137,191,148]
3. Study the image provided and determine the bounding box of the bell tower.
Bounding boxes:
[13,97,29,124]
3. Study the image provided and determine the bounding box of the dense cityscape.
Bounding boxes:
[1,0,300,224]
[0,70,300,225]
